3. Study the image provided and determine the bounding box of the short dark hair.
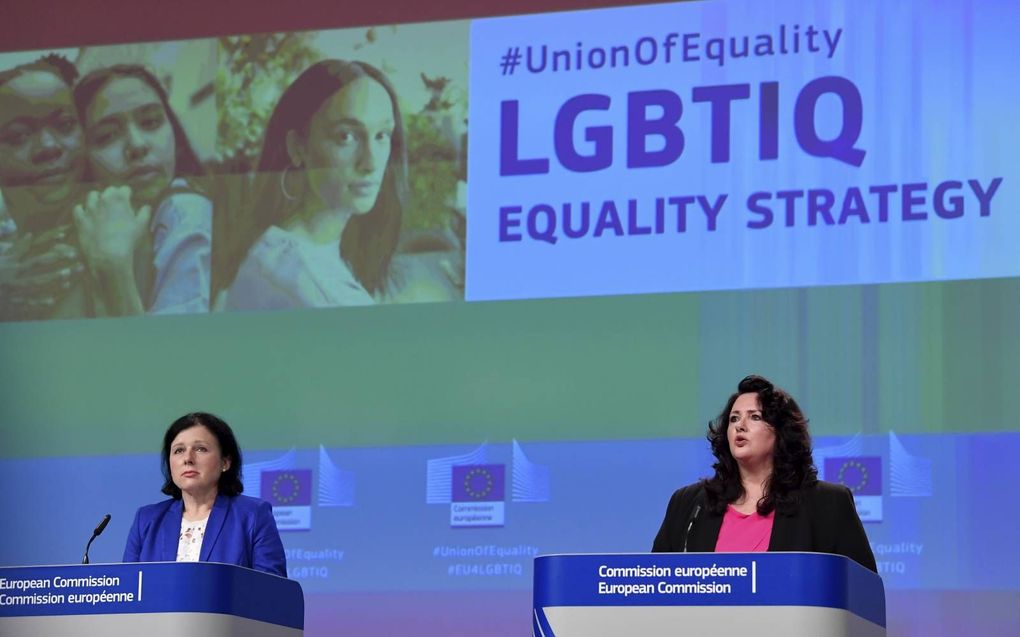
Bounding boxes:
[0,55,84,229]
[0,54,78,89]
[160,412,244,499]
[703,374,818,515]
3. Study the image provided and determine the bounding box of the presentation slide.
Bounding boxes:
[1,1,1017,635]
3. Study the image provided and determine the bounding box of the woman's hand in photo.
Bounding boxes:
[73,185,151,276]
[0,227,84,320]
[73,186,151,316]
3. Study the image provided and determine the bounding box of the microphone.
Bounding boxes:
[81,514,111,565]
[681,504,701,552]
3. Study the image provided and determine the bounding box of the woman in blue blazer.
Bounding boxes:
[123,412,287,577]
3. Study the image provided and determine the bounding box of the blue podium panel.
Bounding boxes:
[0,562,303,637]
[533,552,885,637]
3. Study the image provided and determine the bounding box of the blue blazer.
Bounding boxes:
[123,493,287,577]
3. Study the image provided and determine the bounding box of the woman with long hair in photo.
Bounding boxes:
[652,374,877,571]
[0,55,90,320]
[73,64,212,316]
[223,59,406,309]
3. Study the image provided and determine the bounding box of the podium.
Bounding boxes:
[533,552,885,637]
[0,562,303,636]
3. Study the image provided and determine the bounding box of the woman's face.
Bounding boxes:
[84,76,176,206]
[727,392,776,469]
[169,424,230,498]
[291,76,394,216]
[0,70,84,227]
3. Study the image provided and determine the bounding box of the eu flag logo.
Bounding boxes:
[450,464,506,527]
[261,469,313,531]
[452,464,505,502]
[262,470,313,506]
[824,456,882,522]
[825,457,881,495]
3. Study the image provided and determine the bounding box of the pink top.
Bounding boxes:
[714,505,775,552]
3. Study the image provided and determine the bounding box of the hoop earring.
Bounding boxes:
[281,165,297,202]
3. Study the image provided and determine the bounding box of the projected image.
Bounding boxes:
[0,41,217,321]
[214,24,468,310]
[0,21,468,321]
[75,64,213,316]
[3,1,1020,636]
[0,55,89,321]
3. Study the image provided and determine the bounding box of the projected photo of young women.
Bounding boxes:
[218,49,466,310]
[1,50,215,322]
[224,60,404,308]
[74,64,212,316]
[3,23,468,320]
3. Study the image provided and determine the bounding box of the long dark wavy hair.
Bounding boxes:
[226,59,406,296]
[703,375,818,516]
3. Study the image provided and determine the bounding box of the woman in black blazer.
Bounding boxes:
[652,375,877,572]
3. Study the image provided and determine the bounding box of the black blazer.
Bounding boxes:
[651,480,877,572]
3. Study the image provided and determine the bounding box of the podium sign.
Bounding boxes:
[0,562,303,636]
[534,552,885,637]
